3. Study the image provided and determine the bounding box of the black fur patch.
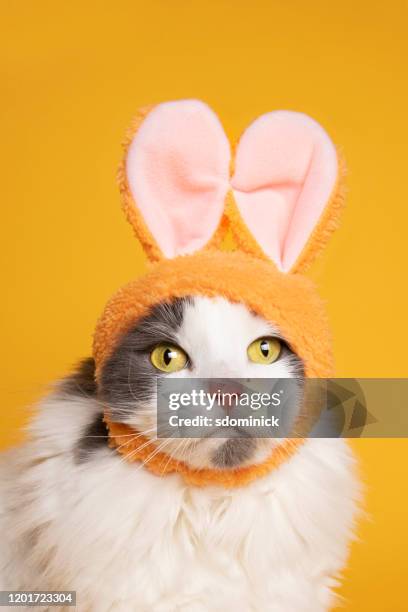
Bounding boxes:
[58,358,109,463]
[99,298,191,422]
[75,413,110,463]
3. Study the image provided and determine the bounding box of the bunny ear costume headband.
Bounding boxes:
[94,100,345,488]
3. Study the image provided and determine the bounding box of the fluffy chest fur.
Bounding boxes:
[0,394,358,612]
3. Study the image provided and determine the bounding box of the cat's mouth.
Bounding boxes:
[202,425,254,439]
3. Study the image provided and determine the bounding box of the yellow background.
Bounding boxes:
[1,1,407,609]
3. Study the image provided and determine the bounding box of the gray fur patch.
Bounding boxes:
[99,298,191,422]
[59,358,97,398]
[74,414,110,463]
[211,438,256,468]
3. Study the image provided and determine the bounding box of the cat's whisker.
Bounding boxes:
[140,438,175,470]
[121,437,175,473]
[114,427,157,454]
[116,434,161,466]
[158,437,188,475]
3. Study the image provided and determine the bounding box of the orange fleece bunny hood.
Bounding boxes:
[93,99,345,488]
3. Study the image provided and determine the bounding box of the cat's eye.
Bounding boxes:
[247,337,281,365]
[150,343,188,373]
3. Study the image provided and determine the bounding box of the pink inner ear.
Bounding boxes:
[231,111,338,271]
[126,100,230,258]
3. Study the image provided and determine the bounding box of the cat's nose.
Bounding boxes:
[207,380,245,411]
[206,360,243,380]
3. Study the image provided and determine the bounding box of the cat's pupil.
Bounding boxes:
[260,341,269,357]
[163,348,173,366]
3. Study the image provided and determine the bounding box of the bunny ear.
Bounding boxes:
[120,100,231,261]
[229,111,344,273]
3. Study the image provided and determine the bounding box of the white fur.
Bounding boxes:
[0,298,359,611]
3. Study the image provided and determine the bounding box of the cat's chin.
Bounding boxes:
[162,437,279,471]
[210,438,257,468]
